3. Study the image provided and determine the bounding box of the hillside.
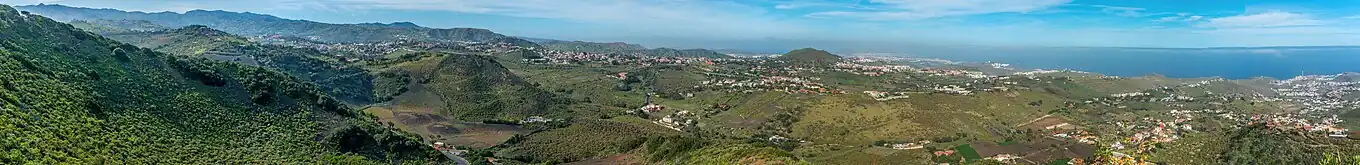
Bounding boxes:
[374,52,567,121]
[94,25,377,104]
[0,5,444,164]
[538,40,731,58]
[17,4,537,46]
[1214,124,1360,164]
[776,48,841,63]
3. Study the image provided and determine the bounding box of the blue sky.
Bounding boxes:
[4,0,1360,50]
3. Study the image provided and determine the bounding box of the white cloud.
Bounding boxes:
[1089,5,1144,17]
[1155,13,1204,23]
[1201,11,1322,28]
[808,0,1072,20]
[1185,15,1203,21]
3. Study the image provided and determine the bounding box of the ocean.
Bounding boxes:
[897,47,1360,79]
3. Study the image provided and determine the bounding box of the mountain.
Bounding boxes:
[16,4,537,46]
[776,48,840,64]
[0,5,444,163]
[95,25,378,104]
[537,40,731,58]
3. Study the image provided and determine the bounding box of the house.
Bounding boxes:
[640,104,665,113]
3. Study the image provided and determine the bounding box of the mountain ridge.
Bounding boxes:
[16,4,537,47]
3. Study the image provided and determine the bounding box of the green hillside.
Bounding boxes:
[776,48,841,64]
[376,52,568,121]
[0,5,444,164]
[94,25,377,104]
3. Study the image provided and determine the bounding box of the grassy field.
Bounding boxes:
[955,144,983,161]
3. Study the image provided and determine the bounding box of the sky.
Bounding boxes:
[3,0,1360,50]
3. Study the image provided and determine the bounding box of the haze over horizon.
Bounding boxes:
[3,0,1360,51]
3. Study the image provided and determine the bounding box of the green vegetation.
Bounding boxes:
[672,144,811,164]
[95,25,377,104]
[0,5,444,164]
[1218,124,1360,165]
[497,118,679,163]
[954,144,983,161]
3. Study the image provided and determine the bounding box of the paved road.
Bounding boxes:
[439,150,470,165]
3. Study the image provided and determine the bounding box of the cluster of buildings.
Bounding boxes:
[697,75,841,94]
[1180,78,1225,88]
[1012,69,1095,77]
[518,116,555,124]
[1110,92,1150,98]
[932,85,974,95]
[863,91,914,101]
[654,110,696,131]
[882,140,931,150]
[639,103,666,113]
[526,48,733,67]
[831,62,914,76]
[1245,114,1350,138]
[1116,116,1193,152]
[1273,74,1360,115]
[919,68,990,79]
